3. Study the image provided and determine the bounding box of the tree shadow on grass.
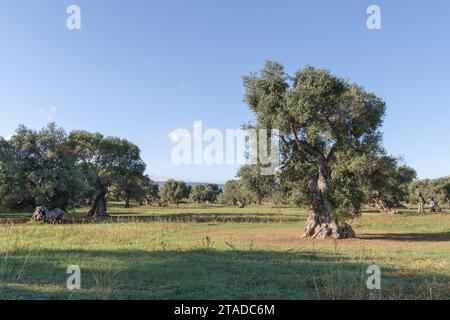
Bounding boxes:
[1,248,449,300]
[359,231,450,242]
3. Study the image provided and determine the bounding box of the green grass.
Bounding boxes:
[0,204,449,299]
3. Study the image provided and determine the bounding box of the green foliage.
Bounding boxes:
[237,165,275,204]
[159,179,189,205]
[113,175,159,207]
[67,129,147,212]
[443,183,450,199]
[0,123,149,212]
[139,177,160,204]
[0,124,88,210]
[363,155,417,206]
[190,183,221,204]
[409,177,450,206]
[222,180,252,206]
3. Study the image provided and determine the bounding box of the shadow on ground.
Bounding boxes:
[359,231,450,242]
[1,248,448,300]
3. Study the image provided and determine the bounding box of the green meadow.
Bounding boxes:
[0,203,449,300]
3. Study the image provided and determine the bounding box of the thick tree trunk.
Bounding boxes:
[89,192,109,218]
[430,198,442,212]
[418,194,426,213]
[301,164,355,240]
[374,195,398,214]
[236,200,246,208]
[31,207,65,224]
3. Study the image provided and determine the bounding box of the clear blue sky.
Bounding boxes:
[0,0,449,183]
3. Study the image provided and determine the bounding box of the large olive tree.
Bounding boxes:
[243,61,386,239]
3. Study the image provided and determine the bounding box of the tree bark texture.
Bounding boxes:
[89,192,109,218]
[301,161,355,239]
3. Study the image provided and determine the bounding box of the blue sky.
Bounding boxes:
[0,0,449,183]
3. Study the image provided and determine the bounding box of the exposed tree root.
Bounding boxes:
[301,214,356,240]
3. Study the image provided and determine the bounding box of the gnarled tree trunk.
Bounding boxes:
[430,197,442,212]
[374,194,399,214]
[418,194,426,213]
[89,192,109,218]
[301,163,355,240]
[236,200,246,208]
[31,207,65,224]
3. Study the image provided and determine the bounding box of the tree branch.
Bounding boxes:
[290,125,324,160]
[326,144,337,163]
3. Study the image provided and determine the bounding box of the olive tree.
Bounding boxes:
[0,124,87,211]
[409,177,450,210]
[134,176,160,205]
[443,183,450,208]
[191,183,221,205]
[364,157,416,213]
[243,61,387,239]
[222,180,251,208]
[237,165,275,205]
[159,179,189,206]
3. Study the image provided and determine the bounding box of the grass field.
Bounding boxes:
[0,203,449,300]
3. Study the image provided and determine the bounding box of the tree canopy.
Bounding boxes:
[237,165,275,205]
[159,179,190,206]
[222,180,250,207]
[0,123,149,217]
[190,183,221,205]
[0,124,87,210]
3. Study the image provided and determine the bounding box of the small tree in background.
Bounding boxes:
[363,156,416,213]
[159,179,189,206]
[117,163,147,208]
[237,165,275,205]
[222,180,251,208]
[442,183,450,208]
[140,178,160,205]
[409,177,450,210]
[116,174,159,207]
[191,183,221,205]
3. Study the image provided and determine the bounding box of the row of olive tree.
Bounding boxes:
[0,123,158,217]
[409,177,450,211]
[158,180,222,206]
